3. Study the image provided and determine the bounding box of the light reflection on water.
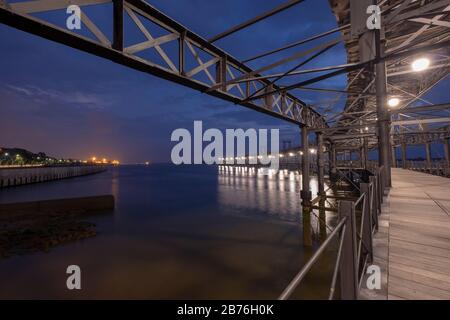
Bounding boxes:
[0,165,339,299]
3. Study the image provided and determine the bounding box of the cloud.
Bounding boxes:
[4,83,111,109]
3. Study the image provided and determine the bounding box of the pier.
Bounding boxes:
[0,0,449,300]
[381,168,450,300]
[0,165,107,188]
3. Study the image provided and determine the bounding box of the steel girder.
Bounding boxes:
[0,0,326,128]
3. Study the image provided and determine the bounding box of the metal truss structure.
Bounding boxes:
[326,0,450,152]
[0,0,326,128]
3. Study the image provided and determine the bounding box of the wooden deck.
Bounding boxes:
[362,168,450,300]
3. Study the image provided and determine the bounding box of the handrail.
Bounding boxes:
[328,223,346,300]
[278,217,347,300]
[279,166,385,300]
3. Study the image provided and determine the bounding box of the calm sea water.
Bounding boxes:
[0,165,339,299]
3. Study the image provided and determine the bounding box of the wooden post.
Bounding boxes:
[339,200,358,300]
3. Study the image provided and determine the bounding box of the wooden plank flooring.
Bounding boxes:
[387,168,450,300]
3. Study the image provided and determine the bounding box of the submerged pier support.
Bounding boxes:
[316,132,325,197]
[300,126,312,207]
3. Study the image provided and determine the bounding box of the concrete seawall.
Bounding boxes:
[0,165,107,188]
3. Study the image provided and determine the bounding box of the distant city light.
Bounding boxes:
[310,149,316,154]
[289,153,295,157]
[4,153,8,156]
[388,98,400,107]
[365,127,369,131]
[412,57,430,72]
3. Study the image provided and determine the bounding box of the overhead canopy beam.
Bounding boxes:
[392,117,450,126]
[208,0,304,43]
[391,103,450,114]
[244,38,450,102]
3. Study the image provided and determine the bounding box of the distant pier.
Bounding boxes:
[0,165,107,188]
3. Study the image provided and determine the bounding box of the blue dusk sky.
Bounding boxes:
[0,0,448,163]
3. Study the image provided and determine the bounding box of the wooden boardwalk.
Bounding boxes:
[362,168,450,300]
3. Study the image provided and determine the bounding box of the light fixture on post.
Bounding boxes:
[412,57,430,72]
[388,97,400,108]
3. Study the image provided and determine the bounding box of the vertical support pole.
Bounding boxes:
[444,139,450,167]
[369,176,379,230]
[301,126,311,207]
[425,142,432,170]
[265,84,274,109]
[245,81,250,98]
[316,132,325,196]
[216,56,227,92]
[360,183,373,262]
[112,0,124,51]
[329,142,337,177]
[391,145,397,168]
[179,30,186,76]
[339,201,358,300]
[375,30,392,187]
[318,199,327,241]
[401,143,407,169]
[363,137,369,170]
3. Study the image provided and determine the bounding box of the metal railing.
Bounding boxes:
[279,166,385,300]
[404,160,450,177]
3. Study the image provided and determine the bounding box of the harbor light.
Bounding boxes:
[289,153,294,157]
[388,97,400,108]
[412,57,430,72]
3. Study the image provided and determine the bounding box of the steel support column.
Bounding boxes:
[391,145,397,168]
[301,126,311,207]
[375,31,392,187]
[444,139,450,167]
[316,132,325,196]
[401,143,407,169]
[363,137,369,170]
[425,142,432,169]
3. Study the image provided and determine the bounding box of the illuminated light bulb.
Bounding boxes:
[412,57,430,72]
[388,98,400,108]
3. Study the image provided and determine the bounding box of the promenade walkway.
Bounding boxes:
[363,168,450,299]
